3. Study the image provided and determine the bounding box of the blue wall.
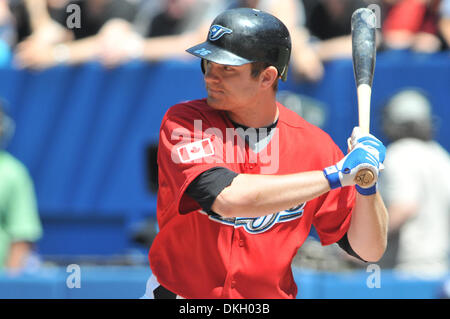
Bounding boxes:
[0,50,449,255]
[0,267,447,299]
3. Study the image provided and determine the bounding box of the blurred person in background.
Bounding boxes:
[136,0,221,38]
[227,0,325,82]
[100,0,226,67]
[10,0,138,69]
[302,0,377,62]
[102,0,325,82]
[0,101,42,274]
[381,0,444,52]
[378,89,450,279]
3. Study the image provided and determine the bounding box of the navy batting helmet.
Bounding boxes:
[186,8,291,81]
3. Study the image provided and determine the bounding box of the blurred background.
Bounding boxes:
[0,0,449,299]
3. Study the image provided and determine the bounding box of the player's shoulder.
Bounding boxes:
[0,151,32,182]
[162,99,223,126]
[165,99,214,119]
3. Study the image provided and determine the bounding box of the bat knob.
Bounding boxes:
[354,168,376,187]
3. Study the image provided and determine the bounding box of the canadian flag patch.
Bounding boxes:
[177,138,214,163]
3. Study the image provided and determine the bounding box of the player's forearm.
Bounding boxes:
[6,241,32,271]
[52,37,101,65]
[141,31,203,61]
[314,35,353,61]
[439,18,450,47]
[212,170,330,218]
[346,192,388,262]
[24,0,52,32]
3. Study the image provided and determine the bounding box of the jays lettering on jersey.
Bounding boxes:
[149,99,355,299]
[201,202,306,234]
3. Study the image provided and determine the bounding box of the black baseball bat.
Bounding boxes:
[351,8,377,187]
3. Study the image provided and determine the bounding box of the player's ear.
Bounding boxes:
[260,66,278,90]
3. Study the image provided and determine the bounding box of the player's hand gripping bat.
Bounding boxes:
[351,8,377,187]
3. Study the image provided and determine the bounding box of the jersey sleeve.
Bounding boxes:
[157,108,232,216]
[186,167,239,213]
[313,185,355,246]
[312,139,356,246]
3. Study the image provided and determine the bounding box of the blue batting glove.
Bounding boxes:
[349,127,386,164]
[324,128,386,195]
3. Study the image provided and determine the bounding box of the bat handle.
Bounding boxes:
[354,119,376,187]
[355,84,376,188]
[357,84,371,134]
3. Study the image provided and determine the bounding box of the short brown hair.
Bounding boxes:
[250,62,279,91]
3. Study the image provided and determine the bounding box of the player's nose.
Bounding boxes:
[204,61,221,84]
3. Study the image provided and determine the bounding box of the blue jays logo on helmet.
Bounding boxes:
[208,24,233,41]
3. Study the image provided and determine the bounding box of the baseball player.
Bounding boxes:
[144,8,388,299]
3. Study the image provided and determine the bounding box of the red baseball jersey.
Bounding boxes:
[149,99,355,298]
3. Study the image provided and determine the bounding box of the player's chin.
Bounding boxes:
[206,96,227,110]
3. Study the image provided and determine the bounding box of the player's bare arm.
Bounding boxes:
[213,170,331,218]
[213,175,387,263]
[213,168,388,263]
[347,192,388,262]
